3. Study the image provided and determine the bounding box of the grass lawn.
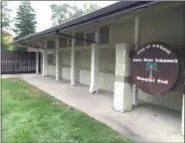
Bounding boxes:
[2,78,132,143]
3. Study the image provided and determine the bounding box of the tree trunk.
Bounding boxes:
[149,70,153,79]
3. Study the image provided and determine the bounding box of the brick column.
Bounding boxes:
[114,43,133,112]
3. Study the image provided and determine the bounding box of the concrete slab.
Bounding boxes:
[2,74,184,142]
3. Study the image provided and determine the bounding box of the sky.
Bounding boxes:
[8,1,118,36]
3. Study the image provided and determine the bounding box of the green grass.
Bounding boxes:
[2,78,132,143]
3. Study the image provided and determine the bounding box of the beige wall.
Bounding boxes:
[99,48,115,73]
[98,72,114,92]
[60,51,71,81]
[78,49,91,85]
[110,18,134,45]
[62,67,71,81]
[139,5,185,49]
[61,51,71,67]
[79,69,90,85]
[47,65,55,76]
[77,48,115,92]
[79,49,91,70]
[136,3,185,111]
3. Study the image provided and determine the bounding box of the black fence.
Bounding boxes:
[1,51,38,74]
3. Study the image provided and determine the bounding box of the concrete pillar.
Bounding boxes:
[133,16,139,105]
[36,49,39,74]
[71,38,76,85]
[114,43,133,112]
[42,49,47,77]
[55,37,59,81]
[42,41,48,77]
[89,28,99,94]
[181,93,184,136]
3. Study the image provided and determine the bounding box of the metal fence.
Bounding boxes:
[1,51,37,74]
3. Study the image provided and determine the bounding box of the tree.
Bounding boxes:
[50,4,72,26]
[70,5,84,19]
[146,62,157,79]
[13,1,37,39]
[1,1,12,29]
[1,1,13,51]
[83,3,101,14]
[50,3,101,26]
[2,29,14,51]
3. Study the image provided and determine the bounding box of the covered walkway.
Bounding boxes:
[11,1,185,140]
[2,74,184,142]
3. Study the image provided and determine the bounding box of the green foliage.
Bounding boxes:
[1,30,24,51]
[13,1,37,39]
[2,78,133,143]
[50,4,72,26]
[83,3,101,14]
[2,34,11,51]
[50,3,101,26]
[146,62,157,72]
[1,1,13,51]
[1,1,12,29]
[1,30,14,51]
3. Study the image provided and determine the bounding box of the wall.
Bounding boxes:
[98,72,114,92]
[110,18,134,45]
[77,48,115,92]
[44,48,116,93]
[99,48,115,92]
[60,51,71,81]
[47,65,55,76]
[79,69,90,85]
[78,49,91,85]
[43,50,71,81]
[136,4,185,110]
[62,67,71,81]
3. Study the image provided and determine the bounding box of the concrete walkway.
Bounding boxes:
[2,74,184,142]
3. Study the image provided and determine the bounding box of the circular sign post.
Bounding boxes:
[131,42,180,95]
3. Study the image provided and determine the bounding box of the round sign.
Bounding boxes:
[131,42,180,95]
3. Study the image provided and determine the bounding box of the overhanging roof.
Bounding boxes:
[12,1,158,45]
